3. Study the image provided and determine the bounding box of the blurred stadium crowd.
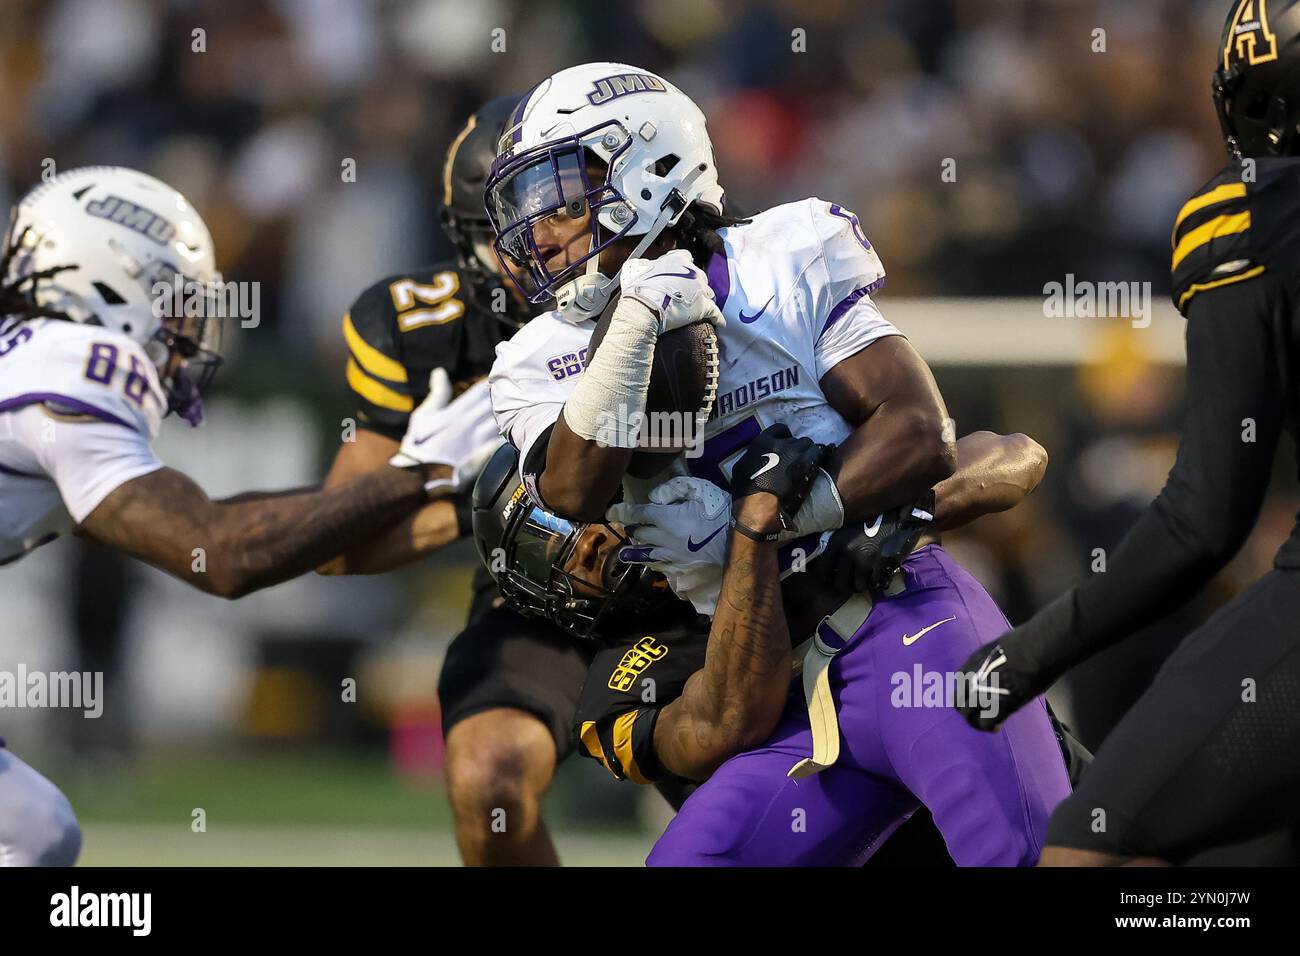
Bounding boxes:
[0,0,1241,323]
[1,0,1296,850]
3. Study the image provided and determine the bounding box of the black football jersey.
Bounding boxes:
[1170,157,1300,469]
[1067,156,1300,656]
[573,620,710,784]
[1169,157,1300,572]
[1170,157,1300,319]
[342,260,503,441]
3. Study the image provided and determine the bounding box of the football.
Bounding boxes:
[587,290,719,477]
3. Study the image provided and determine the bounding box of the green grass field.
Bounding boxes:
[56,746,658,866]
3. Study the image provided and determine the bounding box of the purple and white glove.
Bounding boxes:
[608,475,730,615]
[618,249,725,334]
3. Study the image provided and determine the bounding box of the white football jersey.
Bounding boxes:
[490,197,900,518]
[0,318,166,564]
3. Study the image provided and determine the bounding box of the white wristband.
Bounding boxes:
[787,469,845,536]
[561,297,657,447]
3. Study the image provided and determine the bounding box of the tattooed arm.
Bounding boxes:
[315,429,463,575]
[652,493,792,781]
[80,463,442,599]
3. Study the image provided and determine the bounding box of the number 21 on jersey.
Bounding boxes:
[389,272,464,332]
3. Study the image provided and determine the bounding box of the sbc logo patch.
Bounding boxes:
[608,636,668,693]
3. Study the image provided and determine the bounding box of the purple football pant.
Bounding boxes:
[647,545,1071,866]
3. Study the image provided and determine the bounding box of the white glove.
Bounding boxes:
[390,369,504,494]
[607,475,730,615]
[618,249,726,334]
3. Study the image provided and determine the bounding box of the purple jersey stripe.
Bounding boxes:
[0,393,136,431]
[819,278,886,341]
[706,250,730,310]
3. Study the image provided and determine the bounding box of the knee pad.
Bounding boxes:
[0,750,83,867]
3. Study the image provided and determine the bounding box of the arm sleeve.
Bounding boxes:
[343,296,417,441]
[1021,273,1286,671]
[487,340,568,500]
[572,632,707,784]
[31,412,164,523]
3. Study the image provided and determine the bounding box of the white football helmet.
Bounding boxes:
[1,166,222,424]
[485,62,725,320]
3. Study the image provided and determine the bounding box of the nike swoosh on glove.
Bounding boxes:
[954,589,1078,731]
[729,423,833,528]
[607,475,730,615]
[390,369,504,495]
[619,249,725,334]
[815,491,935,595]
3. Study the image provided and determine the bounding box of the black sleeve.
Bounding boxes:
[343,280,419,441]
[1018,274,1287,674]
[518,423,555,510]
[573,627,708,784]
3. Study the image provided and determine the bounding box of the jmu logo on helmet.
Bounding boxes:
[587,73,667,106]
[1225,0,1279,69]
[85,195,176,246]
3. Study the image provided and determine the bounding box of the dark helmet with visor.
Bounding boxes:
[471,444,684,640]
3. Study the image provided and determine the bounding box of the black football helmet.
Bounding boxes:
[471,444,683,640]
[1213,0,1300,158]
[441,95,533,331]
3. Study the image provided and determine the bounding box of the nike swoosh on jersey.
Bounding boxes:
[901,615,956,646]
[863,514,883,537]
[687,525,725,552]
[749,452,780,480]
[739,296,773,324]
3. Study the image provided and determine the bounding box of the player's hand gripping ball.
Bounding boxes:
[610,476,730,615]
[619,249,725,334]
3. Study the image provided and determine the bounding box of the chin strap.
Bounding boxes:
[558,165,709,323]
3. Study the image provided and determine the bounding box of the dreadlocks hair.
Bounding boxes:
[0,222,77,329]
[675,202,751,268]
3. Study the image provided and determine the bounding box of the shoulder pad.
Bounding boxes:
[2,323,165,438]
[343,260,467,436]
[1169,162,1292,315]
[725,199,886,335]
[807,198,886,288]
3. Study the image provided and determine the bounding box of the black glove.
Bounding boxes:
[816,490,935,594]
[729,423,833,539]
[954,589,1078,731]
